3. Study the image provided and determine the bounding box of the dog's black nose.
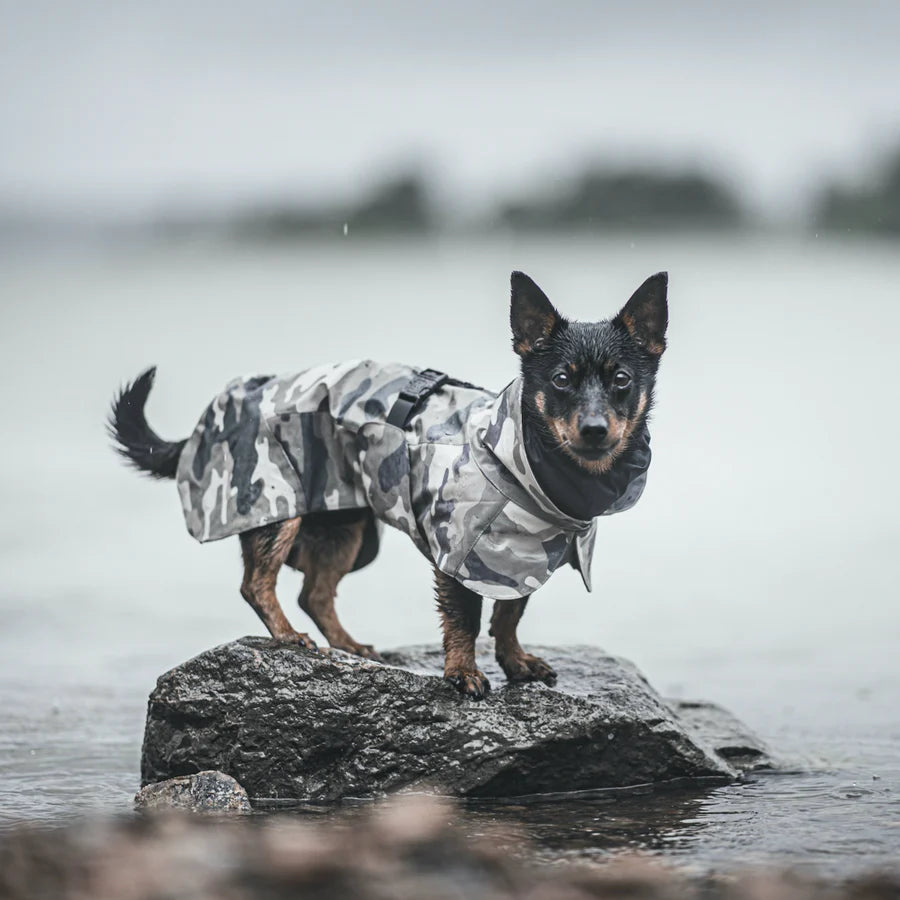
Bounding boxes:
[579,415,609,445]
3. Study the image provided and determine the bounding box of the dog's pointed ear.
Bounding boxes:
[510,271,561,356]
[614,272,668,356]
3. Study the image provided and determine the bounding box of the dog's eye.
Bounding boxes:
[613,370,632,389]
[551,372,571,389]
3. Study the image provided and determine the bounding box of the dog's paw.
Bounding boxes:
[500,653,557,686]
[280,631,318,651]
[445,669,491,700]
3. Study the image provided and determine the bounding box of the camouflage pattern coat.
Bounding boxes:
[176,360,647,600]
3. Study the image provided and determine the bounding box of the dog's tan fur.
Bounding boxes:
[539,389,648,475]
[239,517,315,647]
[489,598,557,684]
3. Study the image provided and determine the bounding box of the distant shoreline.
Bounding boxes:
[3,150,899,245]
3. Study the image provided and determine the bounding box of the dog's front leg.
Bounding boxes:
[489,598,557,686]
[434,568,490,699]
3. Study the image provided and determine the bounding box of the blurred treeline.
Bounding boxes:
[190,167,746,240]
[5,145,900,242]
[814,150,900,235]
[157,144,900,240]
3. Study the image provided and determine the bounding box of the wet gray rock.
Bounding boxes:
[134,770,251,812]
[668,700,776,772]
[141,637,773,802]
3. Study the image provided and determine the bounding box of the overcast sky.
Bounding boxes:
[2,0,899,219]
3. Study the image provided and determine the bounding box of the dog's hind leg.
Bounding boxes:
[239,518,317,649]
[290,510,382,660]
[434,568,490,699]
[489,598,557,686]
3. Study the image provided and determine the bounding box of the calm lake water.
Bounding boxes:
[0,233,898,877]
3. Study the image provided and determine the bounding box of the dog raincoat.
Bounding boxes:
[176,360,648,600]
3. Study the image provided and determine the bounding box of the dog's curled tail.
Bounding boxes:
[108,367,186,480]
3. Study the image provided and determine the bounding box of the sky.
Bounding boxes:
[1,0,899,221]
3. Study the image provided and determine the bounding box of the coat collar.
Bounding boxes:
[470,377,598,591]
[478,378,594,528]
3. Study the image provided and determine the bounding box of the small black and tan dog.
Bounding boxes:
[110,272,667,697]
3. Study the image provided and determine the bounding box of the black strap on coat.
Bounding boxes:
[386,368,449,428]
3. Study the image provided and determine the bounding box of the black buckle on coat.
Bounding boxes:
[386,368,448,429]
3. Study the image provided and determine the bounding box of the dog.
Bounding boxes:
[109,271,667,698]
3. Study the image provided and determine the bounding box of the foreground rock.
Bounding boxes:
[2,797,897,900]
[134,771,250,812]
[141,637,772,802]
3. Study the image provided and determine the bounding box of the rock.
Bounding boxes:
[667,700,776,772]
[141,637,773,802]
[134,770,251,812]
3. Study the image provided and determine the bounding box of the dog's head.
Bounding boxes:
[511,270,668,473]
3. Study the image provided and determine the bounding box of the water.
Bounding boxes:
[0,233,898,876]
